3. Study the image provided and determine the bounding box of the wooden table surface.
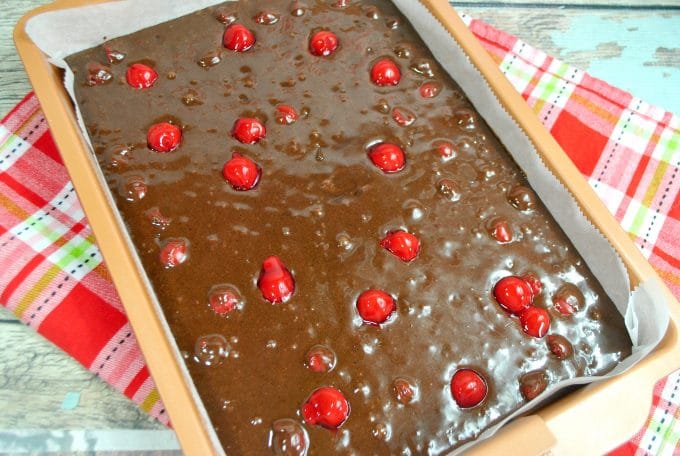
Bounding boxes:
[1,0,678,453]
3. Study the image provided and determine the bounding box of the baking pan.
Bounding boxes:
[14,0,680,454]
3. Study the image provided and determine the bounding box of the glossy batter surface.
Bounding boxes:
[66,1,631,454]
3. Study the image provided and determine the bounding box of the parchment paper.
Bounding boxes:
[25,1,671,453]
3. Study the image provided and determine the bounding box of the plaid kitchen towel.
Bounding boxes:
[0,98,168,424]
[1,15,679,453]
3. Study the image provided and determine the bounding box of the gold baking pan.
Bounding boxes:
[14,0,680,454]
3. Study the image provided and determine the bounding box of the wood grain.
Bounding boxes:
[461,8,680,69]
[0,320,162,430]
[0,0,40,115]
[462,7,680,113]
[0,0,678,449]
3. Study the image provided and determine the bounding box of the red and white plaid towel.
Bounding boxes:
[1,16,678,454]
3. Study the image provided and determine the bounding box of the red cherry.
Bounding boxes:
[147,122,182,153]
[208,285,242,315]
[86,62,113,86]
[103,46,125,64]
[301,387,350,429]
[552,284,583,316]
[547,334,573,359]
[519,371,548,401]
[450,369,487,408]
[222,153,261,191]
[393,377,417,404]
[309,30,339,57]
[522,274,542,297]
[232,117,266,144]
[159,238,188,268]
[356,289,395,325]
[519,307,551,338]
[489,219,512,243]
[380,230,420,262]
[223,23,255,52]
[553,297,576,316]
[391,107,416,127]
[275,105,298,125]
[419,81,441,98]
[433,140,456,161]
[253,11,280,25]
[493,276,534,314]
[371,58,401,86]
[305,345,337,373]
[368,142,405,173]
[257,256,295,304]
[126,63,158,89]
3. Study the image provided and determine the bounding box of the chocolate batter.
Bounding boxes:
[66,1,631,454]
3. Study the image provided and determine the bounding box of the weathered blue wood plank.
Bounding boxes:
[551,13,679,113]
[463,7,680,114]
